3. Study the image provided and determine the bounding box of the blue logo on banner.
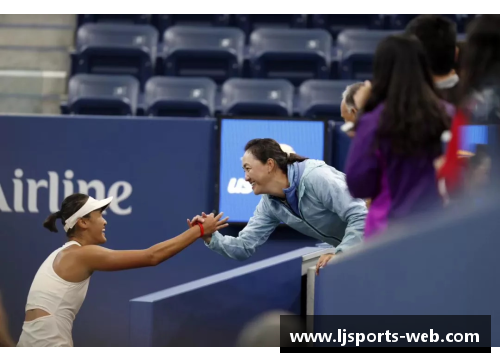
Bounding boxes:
[218,118,325,223]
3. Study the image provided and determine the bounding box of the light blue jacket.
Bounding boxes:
[207,159,368,260]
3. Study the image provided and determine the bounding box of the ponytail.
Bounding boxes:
[43,211,62,233]
[286,153,308,164]
[43,193,89,236]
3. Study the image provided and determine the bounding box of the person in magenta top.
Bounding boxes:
[345,34,454,239]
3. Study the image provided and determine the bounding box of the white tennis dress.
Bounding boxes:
[17,241,90,347]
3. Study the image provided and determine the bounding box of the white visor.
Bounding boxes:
[63,196,113,232]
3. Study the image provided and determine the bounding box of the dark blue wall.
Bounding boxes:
[130,247,318,346]
[0,115,318,346]
[315,196,500,346]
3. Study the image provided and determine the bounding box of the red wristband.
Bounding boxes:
[196,222,204,237]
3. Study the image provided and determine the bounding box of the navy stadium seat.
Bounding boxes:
[311,15,384,37]
[78,15,151,27]
[163,26,245,83]
[221,78,294,117]
[144,77,216,117]
[249,28,331,85]
[67,74,139,116]
[299,79,357,119]
[235,15,307,35]
[155,15,230,34]
[388,14,472,32]
[75,24,159,88]
[337,29,395,80]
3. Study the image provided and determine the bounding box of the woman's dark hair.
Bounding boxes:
[460,15,500,103]
[244,138,308,174]
[43,193,90,236]
[362,34,450,156]
[405,14,457,76]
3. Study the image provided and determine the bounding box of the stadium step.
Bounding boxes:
[0,46,69,71]
[0,14,76,26]
[0,94,60,115]
[0,25,74,47]
[0,70,67,95]
[0,15,74,114]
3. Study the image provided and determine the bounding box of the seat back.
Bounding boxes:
[163,26,245,83]
[311,15,384,37]
[144,76,216,117]
[235,14,307,35]
[76,24,159,87]
[68,74,139,116]
[222,78,294,117]
[78,14,151,27]
[156,14,230,33]
[337,29,395,80]
[299,79,357,118]
[250,28,332,85]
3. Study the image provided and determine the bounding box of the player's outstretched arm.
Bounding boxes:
[73,213,229,273]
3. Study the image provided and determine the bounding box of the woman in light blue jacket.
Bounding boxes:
[189,138,368,269]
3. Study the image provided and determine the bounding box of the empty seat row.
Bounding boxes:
[62,75,354,119]
[78,15,304,35]
[78,14,474,36]
[74,24,416,88]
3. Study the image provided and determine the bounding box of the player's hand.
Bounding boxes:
[188,214,204,227]
[187,212,209,229]
[315,253,334,276]
[200,212,229,235]
[187,212,229,243]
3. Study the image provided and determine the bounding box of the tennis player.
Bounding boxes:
[18,193,228,347]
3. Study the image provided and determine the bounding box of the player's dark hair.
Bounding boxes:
[43,193,90,236]
[245,138,308,174]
